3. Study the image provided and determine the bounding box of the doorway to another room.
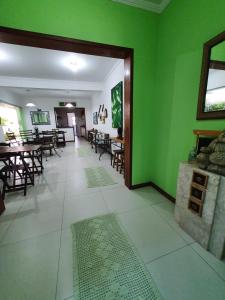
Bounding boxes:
[0,26,133,188]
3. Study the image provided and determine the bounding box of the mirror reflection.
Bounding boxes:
[205,41,225,112]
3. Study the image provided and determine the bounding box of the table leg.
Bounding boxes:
[0,191,5,215]
[20,152,34,185]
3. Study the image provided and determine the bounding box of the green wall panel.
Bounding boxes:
[2,0,225,194]
[0,0,158,185]
[211,42,225,61]
[153,0,225,197]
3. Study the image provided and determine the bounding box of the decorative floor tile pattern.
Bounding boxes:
[85,166,116,188]
[71,213,162,300]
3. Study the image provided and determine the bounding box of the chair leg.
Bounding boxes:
[24,172,27,196]
[112,154,116,168]
[116,155,120,172]
[120,154,124,174]
[2,183,6,200]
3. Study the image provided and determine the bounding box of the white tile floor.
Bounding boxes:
[0,139,224,300]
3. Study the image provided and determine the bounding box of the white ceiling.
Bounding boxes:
[0,42,121,82]
[112,0,171,13]
[3,87,96,100]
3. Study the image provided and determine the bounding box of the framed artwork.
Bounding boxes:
[30,111,50,125]
[111,81,123,128]
[93,112,98,125]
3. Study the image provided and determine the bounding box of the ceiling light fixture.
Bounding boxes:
[63,55,86,72]
[26,103,36,107]
[65,103,73,108]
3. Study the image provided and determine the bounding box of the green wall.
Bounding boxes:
[0,0,158,185]
[152,0,225,197]
[1,0,225,195]
[211,42,225,61]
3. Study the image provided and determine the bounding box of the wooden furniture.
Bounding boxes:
[193,129,222,137]
[0,192,5,215]
[41,133,55,160]
[0,159,30,198]
[90,131,98,153]
[96,136,112,160]
[112,149,124,172]
[6,132,20,146]
[55,130,66,147]
[89,132,112,160]
[20,130,34,144]
[0,145,42,199]
[193,129,222,153]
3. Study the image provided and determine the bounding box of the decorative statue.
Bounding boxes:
[197,130,225,175]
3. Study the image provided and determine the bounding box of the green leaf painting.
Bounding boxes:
[30,111,50,125]
[111,81,123,128]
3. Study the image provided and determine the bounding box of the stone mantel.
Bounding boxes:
[175,162,225,260]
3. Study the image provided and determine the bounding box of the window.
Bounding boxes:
[0,103,21,135]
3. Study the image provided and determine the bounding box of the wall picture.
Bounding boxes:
[93,112,98,125]
[111,81,123,128]
[30,111,50,125]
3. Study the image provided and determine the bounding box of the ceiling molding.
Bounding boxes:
[0,76,104,91]
[112,0,171,13]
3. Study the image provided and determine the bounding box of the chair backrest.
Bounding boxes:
[20,130,34,142]
[0,142,10,147]
[6,132,16,141]
[20,130,33,134]
[6,132,19,146]
[42,133,54,145]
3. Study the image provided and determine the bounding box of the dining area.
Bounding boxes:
[0,128,66,215]
[87,128,125,175]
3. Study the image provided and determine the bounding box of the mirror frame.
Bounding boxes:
[197,30,225,120]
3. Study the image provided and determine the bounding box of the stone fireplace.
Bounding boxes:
[175,162,225,260]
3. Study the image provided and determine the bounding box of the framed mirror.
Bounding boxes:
[197,31,225,119]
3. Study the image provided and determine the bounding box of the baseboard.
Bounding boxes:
[150,182,175,203]
[131,181,176,203]
[130,182,152,190]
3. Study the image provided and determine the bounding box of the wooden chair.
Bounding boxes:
[90,131,99,153]
[119,151,125,174]
[21,147,43,174]
[54,130,66,147]
[41,132,61,160]
[0,156,29,198]
[112,149,124,172]
[6,132,21,146]
[88,128,95,142]
[20,130,34,145]
[41,134,54,161]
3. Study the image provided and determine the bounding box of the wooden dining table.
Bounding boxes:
[0,145,42,185]
[0,145,42,215]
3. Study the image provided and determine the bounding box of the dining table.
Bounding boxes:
[0,145,43,215]
[0,145,42,185]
